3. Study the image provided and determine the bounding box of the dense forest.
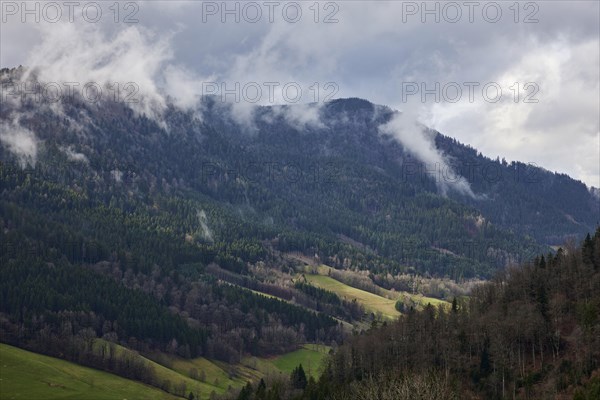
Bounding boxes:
[240,229,599,400]
[3,68,597,282]
[1,67,599,398]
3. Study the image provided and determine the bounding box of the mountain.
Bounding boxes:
[298,228,600,400]
[1,68,598,398]
[1,71,597,276]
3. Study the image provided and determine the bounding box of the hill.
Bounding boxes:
[0,341,331,400]
[2,69,598,282]
[0,343,181,400]
[1,67,598,398]
[296,229,600,399]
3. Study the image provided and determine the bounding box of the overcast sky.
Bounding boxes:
[1,0,599,187]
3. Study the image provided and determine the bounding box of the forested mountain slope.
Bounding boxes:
[1,67,598,398]
[1,68,597,280]
[276,229,600,400]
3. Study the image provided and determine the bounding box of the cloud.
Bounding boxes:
[379,108,475,197]
[110,169,123,183]
[266,103,325,131]
[0,120,38,167]
[1,1,598,185]
[60,146,88,163]
[16,21,213,124]
[426,37,600,188]
[1,20,215,164]
[22,23,170,121]
[197,209,214,242]
[163,64,215,111]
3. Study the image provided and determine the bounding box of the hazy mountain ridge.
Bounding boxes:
[1,67,599,400]
[1,69,597,275]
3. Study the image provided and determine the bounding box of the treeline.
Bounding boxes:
[309,229,600,399]
[294,281,341,306]
[0,161,343,361]
[0,202,342,369]
[207,264,364,322]
[0,257,205,396]
[436,134,598,245]
[0,254,342,365]
[1,85,552,280]
[0,259,207,354]
[371,272,478,299]
[228,230,600,400]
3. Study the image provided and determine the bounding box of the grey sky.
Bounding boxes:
[1,0,598,187]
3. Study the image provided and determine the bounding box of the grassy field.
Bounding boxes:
[91,340,240,399]
[0,342,331,400]
[305,274,401,319]
[270,344,330,379]
[375,284,449,309]
[166,353,261,393]
[303,267,449,319]
[398,291,449,308]
[0,343,180,400]
[241,344,331,381]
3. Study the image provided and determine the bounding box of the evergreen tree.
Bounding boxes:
[255,379,266,400]
[290,364,308,389]
[236,382,253,400]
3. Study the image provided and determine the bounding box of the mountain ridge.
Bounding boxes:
[1,68,598,399]
[1,70,597,268]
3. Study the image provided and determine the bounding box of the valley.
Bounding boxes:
[0,342,330,400]
[304,274,400,320]
[0,68,598,400]
[0,343,180,400]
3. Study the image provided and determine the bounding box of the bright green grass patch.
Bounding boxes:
[303,265,449,312]
[269,345,330,379]
[0,341,331,400]
[402,292,449,308]
[241,344,331,381]
[305,274,401,319]
[301,264,334,276]
[376,286,449,309]
[91,340,225,399]
[0,343,179,400]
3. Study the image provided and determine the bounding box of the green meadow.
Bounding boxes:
[303,268,449,320]
[304,274,401,319]
[0,342,331,399]
[0,343,179,400]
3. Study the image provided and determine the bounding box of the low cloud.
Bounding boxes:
[18,22,212,124]
[266,103,325,131]
[60,146,89,164]
[1,2,597,184]
[2,21,212,165]
[0,120,38,167]
[23,23,169,121]
[379,109,475,197]
[197,209,214,243]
